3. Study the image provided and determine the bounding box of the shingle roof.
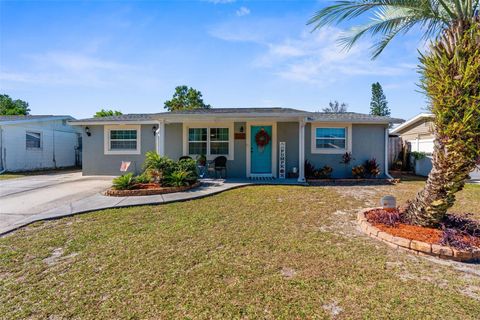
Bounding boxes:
[69,114,156,123]
[0,115,73,122]
[160,107,309,115]
[69,108,404,124]
[308,112,404,124]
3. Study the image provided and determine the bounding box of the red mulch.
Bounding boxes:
[365,209,480,248]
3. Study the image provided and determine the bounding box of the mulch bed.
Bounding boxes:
[365,209,480,249]
[104,181,201,197]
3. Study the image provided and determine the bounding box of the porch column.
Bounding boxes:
[156,121,165,156]
[298,120,306,183]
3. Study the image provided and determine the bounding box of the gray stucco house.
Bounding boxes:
[69,108,402,181]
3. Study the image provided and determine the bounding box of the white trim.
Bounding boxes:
[104,125,141,155]
[310,123,352,154]
[246,122,277,178]
[298,120,306,182]
[390,113,433,135]
[155,121,165,156]
[25,130,42,150]
[182,122,234,160]
[70,120,158,126]
[385,127,393,179]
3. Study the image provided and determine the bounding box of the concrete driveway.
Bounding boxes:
[0,172,113,233]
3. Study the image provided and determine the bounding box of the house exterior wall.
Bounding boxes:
[277,122,300,175]
[82,125,155,175]
[79,121,388,179]
[305,123,387,178]
[0,119,80,172]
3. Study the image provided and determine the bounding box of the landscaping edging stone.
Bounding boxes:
[357,208,480,263]
[104,182,201,197]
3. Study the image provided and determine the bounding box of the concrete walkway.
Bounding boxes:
[1,175,303,236]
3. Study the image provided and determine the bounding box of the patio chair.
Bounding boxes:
[213,156,227,178]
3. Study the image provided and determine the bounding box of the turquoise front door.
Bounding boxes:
[251,125,272,174]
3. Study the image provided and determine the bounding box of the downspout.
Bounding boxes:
[385,126,393,179]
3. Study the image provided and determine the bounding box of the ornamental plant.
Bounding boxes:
[352,165,366,179]
[364,158,381,178]
[309,0,480,227]
[112,173,135,190]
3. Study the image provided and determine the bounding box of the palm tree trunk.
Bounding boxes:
[404,19,480,227]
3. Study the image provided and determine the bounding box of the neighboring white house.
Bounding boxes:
[391,113,480,180]
[0,115,81,172]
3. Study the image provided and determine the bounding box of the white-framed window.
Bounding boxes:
[183,123,234,160]
[311,123,352,154]
[26,131,41,149]
[104,125,141,155]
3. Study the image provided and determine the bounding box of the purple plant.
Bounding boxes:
[367,209,403,227]
[440,228,474,250]
[364,158,381,177]
[305,160,316,178]
[339,152,354,165]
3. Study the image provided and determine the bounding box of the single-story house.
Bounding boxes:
[391,113,480,180]
[0,115,82,172]
[69,108,403,181]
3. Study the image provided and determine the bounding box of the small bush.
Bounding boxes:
[339,152,354,165]
[164,170,192,187]
[352,165,366,178]
[143,151,175,182]
[305,160,316,178]
[313,165,333,179]
[364,158,381,177]
[134,172,151,184]
[112,173,135,190]
[367,209,403,227]
[411,151,427,160]
[177,158,199,181]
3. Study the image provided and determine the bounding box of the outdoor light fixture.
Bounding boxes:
[85,126,91,137]
[239,126,244,133]
[152,125,158,136]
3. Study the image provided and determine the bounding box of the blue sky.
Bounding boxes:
[1,0,429,119]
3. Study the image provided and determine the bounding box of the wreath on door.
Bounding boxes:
[255,128,271,148]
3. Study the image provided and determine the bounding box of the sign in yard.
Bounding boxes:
[279,142,286,179]
[120,161,131,172]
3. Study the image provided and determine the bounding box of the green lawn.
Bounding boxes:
[0,173,25,180]
[1,182,479,319]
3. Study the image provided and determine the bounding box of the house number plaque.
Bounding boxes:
[279,142,286,179]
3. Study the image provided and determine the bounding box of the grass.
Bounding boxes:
[1,181,479,319]
[0,173,25,180]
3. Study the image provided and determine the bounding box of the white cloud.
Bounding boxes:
[236,7,250,17]
[211,20,413,85]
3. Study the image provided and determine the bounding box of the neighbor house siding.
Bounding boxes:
[305,123,387,178]
[398,119,434,141]
[82,125,155,176]
[0,119,80,172]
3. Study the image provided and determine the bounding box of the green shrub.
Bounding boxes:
[143,151,175,181]
[313,165,333,179]
[411,151,427,160]
[352,165,366,179]
[164,170,192,187]
[112,173,135,190]
[134,172,151,184]
[177,158,198,181]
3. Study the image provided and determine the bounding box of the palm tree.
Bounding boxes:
[308,1,480,227]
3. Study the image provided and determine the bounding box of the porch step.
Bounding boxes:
[249,176,276,181]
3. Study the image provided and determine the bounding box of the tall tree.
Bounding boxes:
[0,94,30,115]
[322,100,348,113]
[94,109,123,118]
[164,85,211,111]
[370,82,390,116]
[309,1,480,226]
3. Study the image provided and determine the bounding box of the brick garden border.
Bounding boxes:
[104,182,201,197]
[357,208,480,263]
